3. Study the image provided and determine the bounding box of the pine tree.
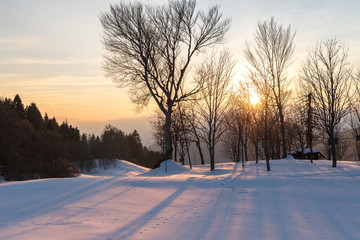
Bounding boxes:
[59,121,80,141]
[13,94,25,118]
[44,113,59,131]
[26,103,44,131]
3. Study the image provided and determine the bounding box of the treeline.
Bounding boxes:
[0,94,162,181]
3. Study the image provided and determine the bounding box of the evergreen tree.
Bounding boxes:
[128,130,143,162]
[44,114,59,131]
[13,94,25,118]
[26,103,44,131]
[59,121,81,142]
[89,134,103,159]
[100,124,126,168]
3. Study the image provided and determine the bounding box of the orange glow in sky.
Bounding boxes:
[1,0,360,135]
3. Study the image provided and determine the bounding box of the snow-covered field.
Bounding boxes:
[1,159,360,240]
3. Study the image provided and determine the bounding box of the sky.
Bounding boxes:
[1,0,360,137]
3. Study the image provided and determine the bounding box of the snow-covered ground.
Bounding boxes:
[1,159,360,240]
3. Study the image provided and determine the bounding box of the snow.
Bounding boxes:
[1,159,360,240]
[303,148,320,154]
[289,148,321,154]
[89,159,149,177]
[142,160,190,176]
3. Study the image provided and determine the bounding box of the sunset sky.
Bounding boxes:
[1,0,360,137]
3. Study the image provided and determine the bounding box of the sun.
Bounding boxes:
[249,90,260,105]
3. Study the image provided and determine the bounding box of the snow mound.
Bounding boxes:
[142,160,189,176]
[84,159,149,177]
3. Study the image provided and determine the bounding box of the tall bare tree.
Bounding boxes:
[351,69,360,125]
[186,105,205,165]
[286,104,307,154]
[100,0,231,161]
[300,38,353,167]
[195,51,235,170]
[176,103,193,168]
[223,83,252,166]
[289,86,316,162]
[259,84,275,170]
[248,90,264,164]
[244,17,295,159]
[349,69,360,162]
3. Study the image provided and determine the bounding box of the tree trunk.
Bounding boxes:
[185,136,192,169]
[279,106,287,158]
[209,123,215,171]
[236,133,241,163]
[266,158,270,171]
[264,101,271,171]
[241,137,245,167]
[263,142,270,171]
[244,141,249,162]
[163,111,173,161]
[255,125,259,164]
[255,142,259,164]
[174,138,178,162]
[306,93,313,163]
[331,145,337,168]
[196,141,205,165]
[210,147,215,171]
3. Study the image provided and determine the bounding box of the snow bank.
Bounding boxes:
[142,160,189,176]
[84,159,149,177]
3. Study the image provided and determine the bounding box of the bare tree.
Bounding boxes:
[171,103,193,167]
[249,92,263,163]
[223,83,252,166]
[289,88,316,162]
[260,86,276,171]
[286,104,307,154]
[300,38,353,167]
[351,69,360,129]
[349,69,360,162]
[247,75,279,170]
[186,105,205,165]
[100,0,231,161]
[151,104,194,167]
[149,111,166,156]
[178,104,193,168]
[244,17,295,159]
[195,51,235,170]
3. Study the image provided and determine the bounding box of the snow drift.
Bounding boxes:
[141,159,189,176]
[87,159,149,177]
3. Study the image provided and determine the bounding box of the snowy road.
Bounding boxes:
[1,160,360,240]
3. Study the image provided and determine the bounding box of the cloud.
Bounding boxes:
[0,73,25,78]
[0,57,100,65]
[0,36,43,45]
[15,58,73,65]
